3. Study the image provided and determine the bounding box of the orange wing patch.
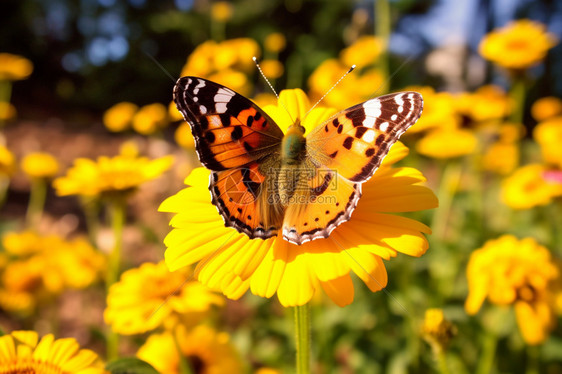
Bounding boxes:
[174,76,284,171]
[282,171,361,245]
[306,92,423,182]
[210,162,279,240]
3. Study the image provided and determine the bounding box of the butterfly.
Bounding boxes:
[174,77,423,245]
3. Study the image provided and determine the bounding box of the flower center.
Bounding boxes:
[0,360,63,374]
[516,284,537,302]
[186,355,206,374]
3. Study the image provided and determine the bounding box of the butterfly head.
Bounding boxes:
[281,122,306,165]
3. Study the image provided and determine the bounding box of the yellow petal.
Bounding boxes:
[320,274,355,306]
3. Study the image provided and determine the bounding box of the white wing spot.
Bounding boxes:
[379,122,389,132]
[216,102,228,113]
[398,106,404,113]
[193,96,198,102]
[193,88,200,95]
[199,105,207,114]
[363,100,382,118]
[363,129,376,142]
[363,117,376,128]
[394,94,404,105]
[391,114,398,121]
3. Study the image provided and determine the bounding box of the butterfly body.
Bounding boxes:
[174,76,423,245]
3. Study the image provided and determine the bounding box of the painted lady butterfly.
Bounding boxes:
[174,77,423,245]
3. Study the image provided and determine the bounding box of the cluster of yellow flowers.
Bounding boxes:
[0,230,105,312]
[0,53,33,123]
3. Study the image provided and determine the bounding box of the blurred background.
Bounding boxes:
[1,0,562,373]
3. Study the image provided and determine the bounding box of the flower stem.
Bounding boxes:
[431,160,463,240]
[476,331,497,374]
[0,80,12,127]
[375,0,390,94]
[25,178,47,229]
[436,349,451,374]
[106,198,126,361]
[294,304,311,374]
[526,345,539,374]
[509,76,526,124]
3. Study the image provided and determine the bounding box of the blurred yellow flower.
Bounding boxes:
[501,164,562,209]
[160,89,437,307]
[53,153,173,198]
[421,308,455,353]
[0,330,104,373]
[211,1,233,22]
[181,38,260,96]
[260,59,284,79]
[0,53,33,80]
[174,122,195,149]
[465,235,560,344]
[0,145,16,177]
[479,19,557,70]
[21,152,59,179]
[103,101,138,132]
[416,128,477,159]
[137,324,242,374]
[340,35,384,68]
[533,116,562,168]
[252,93,278,108]
[264,32,286,53]
[104,261,224,335]
[132,103,168,135]
[481,123,524,175]
[0,101,16,121]
[531,96,562,122]
[0,231,105,312]
[403,87,459,133]
[168,100,184,122]
[456,85,512,122]
[308,58,384,109]
[255,368,282,374]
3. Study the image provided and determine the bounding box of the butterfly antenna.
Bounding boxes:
[253,56,295,124]
[142,49,176,83]
[304,64,356,118]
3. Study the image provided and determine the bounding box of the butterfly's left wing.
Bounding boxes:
[282,92,423,244]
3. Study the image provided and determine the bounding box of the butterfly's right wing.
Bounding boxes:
[174,76,285,171]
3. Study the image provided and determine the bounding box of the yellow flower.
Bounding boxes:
[416,128,478,159]
[104,261,224,335]
[0,330,104,372]
[340,35,384,68]
[0,231,105,312]
[260,59,284,79]
[0,53,33,80]
[479,19,557,70]
[456,85,512,122]
[533,116,562,168]
[103,102,138,132]
[132,103,168,135]
[175,122,195,149]
[168,101,184,122]
[421,308,456,353]
[180,38,260,97]
[160,89,438,307]
[21,152,59,179]
[308,58,384,109]
[53,153,173,198]
[481,123,524,175]
[403,87,459,133]
[465,235,560,344]
[0,145,16,177]
[255,368,281,374]
[0,102,16,121]
[531,96,562,122]
[264,33,286,53]
[137,324,242,374]
[501,164,562,209]
[211,1,233,22]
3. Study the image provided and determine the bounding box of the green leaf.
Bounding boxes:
[106,357,160,374]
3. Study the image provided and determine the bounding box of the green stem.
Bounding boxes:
[375,0,390,93]
[173,328,193,374]
[0,80,12,127]
[0,176,9,209]
[431,161,463,240]
[525,345,539,374]
[80,196,101,247]
[106,198,126,361]
[476,332,497,374]
[436,349,451,374]
[294,304,311,374]
[509,77,526,124]
[25,178,47,229]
